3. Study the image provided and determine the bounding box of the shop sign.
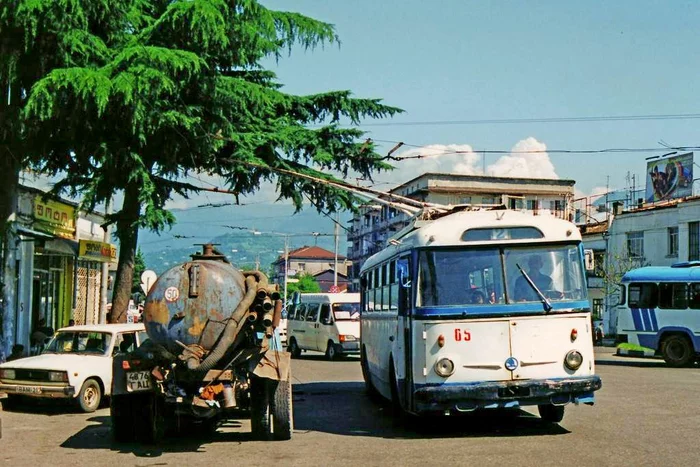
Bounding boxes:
[79,240,117,263]
[33,196,76,239]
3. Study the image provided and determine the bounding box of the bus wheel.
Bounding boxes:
[538,404,565,423]
[361,347,381,402]
[662,334,694,367]
[287,337,301,358]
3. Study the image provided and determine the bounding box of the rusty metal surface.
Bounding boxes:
[143,259,246,352]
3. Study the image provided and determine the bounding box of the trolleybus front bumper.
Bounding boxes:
[414,375,602,413]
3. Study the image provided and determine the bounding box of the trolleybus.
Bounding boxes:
[616,263,700,367]
[359,209,601,422]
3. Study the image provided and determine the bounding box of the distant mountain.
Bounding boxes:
[139,202,349,274]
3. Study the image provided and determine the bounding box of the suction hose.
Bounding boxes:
[186,274,259,371]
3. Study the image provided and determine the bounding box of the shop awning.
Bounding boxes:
[44,238,79,256]
[16,226,54,240]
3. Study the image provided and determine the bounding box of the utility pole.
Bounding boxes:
[283,235,289,308]
[333,212,339,287]
[99,197,111,324]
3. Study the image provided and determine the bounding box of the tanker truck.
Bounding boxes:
[110,244,292,442]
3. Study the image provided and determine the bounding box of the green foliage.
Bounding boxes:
[286,273,321,294]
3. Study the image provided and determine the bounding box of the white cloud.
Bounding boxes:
[485,137,558,179]
[377,144,481,185]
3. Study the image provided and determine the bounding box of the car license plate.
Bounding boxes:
[126,371,152,392]
[16,386,42,394]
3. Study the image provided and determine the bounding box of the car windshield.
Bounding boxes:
[43,331,113,355]
[332,303,360,320]
[418,244,586,307]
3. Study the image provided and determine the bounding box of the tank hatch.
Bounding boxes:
[190,243,230,263]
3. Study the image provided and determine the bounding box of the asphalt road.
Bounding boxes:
[1,350,699,467]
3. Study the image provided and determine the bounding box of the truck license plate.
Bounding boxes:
[126,371,152,392]
[17,386,42,394]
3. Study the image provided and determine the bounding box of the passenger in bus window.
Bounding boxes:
[514,255,554,301]
[469,290,486,304]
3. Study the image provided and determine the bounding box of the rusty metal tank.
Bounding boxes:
[142,245,246,353]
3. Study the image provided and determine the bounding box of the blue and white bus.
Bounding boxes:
[359,209,601,423]
[616,263,700,367]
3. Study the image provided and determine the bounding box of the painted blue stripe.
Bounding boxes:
[631,308,644,331]
[648,308,659,332]
[640,308,652,332]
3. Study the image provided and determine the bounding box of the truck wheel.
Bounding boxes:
[287,338,301,358]
[110,395,135,442]
[271,369,293,441]
[78,378,102,413]
[325,341,337,361]
[538,404,565,423]
[662,334,694,367]
[134,394,166,444]
[250,377,273,441]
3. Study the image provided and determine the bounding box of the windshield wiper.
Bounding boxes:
[515,263,553,313]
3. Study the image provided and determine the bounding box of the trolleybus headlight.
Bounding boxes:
[564,350,583,370]
[434,358,455,377]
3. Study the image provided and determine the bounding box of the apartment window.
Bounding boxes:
[690,222,700,261]
[668,227,679,257]
[626,231,644,258]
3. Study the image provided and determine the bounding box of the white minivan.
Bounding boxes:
[286,293,361,360]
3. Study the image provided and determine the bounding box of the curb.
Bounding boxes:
[616,348,656,358]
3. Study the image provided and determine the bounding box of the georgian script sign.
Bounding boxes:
[33,195,76,239]
[78,240,117,263]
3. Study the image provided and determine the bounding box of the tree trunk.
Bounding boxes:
[0,151,20,360]
[109,183,141,323]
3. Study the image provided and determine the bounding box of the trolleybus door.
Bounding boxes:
[396,256,413,410]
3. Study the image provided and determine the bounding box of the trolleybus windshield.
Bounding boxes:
[417,244,586,307]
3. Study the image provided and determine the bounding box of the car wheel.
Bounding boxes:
[287,337,301,358]
[662,334,694,367]
[78,378,102,413]
[538,404,565,423]
[325,341,337,361]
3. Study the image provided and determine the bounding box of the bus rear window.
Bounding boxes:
[628,283,658,308]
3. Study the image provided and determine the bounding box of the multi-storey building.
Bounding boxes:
[346,172,576,290]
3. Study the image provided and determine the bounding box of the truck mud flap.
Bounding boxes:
[251,350,291,381]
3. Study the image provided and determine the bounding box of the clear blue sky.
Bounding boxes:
[260,0,700,196]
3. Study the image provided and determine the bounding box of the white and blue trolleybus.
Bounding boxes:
[359,209,602,422]
[616,263,700,367]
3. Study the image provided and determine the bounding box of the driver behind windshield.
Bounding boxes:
[514,255,554,301]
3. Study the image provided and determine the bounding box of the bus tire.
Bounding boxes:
[361,346,381,402]
[325,340,338,361]
[287,337,301,358]
[538,404,565,423]
[661,334,694,367]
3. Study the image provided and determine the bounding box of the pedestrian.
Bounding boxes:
[7,344,25,361]
[68,319,75,327]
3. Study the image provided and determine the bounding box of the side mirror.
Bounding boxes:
[396,259,411,288]
[322,318,332,325]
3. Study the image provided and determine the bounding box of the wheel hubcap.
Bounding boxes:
[84,387,97,406]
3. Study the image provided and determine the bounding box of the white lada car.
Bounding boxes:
[0,323,146,412]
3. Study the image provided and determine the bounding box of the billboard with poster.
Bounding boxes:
[646,152,694,202]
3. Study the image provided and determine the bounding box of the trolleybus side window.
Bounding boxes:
[389,260,399,311]
[658,283,688,309]
[628,283,658,308]
[690,283,700,309]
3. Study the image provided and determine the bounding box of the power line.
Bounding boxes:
[343,112,700,128]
